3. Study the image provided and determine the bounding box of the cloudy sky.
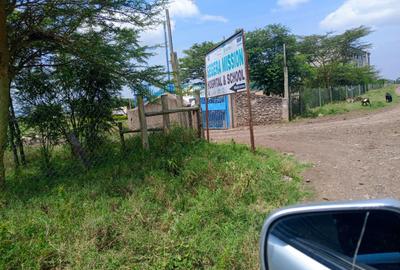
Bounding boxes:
[138,0,399,93]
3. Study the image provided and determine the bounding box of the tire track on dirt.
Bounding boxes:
[211,87,400,201]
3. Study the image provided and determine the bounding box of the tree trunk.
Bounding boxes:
[0,2,10,188]
[9,97,26,165]
[8,119,19,169]
[65,132,90,169]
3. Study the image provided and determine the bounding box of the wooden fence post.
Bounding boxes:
[176,95,187,127]
[195,90,204,139]
[117,122,126,152]
[161,94,170,133]
[137,95,149,150]
[187,111,193,129]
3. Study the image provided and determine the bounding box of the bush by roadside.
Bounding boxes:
[0,128,306,269]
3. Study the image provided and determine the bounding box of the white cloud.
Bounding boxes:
[277,0,310,9]
[140,25,167,45]
[140,19,178,45]
[169,0,200,17]
[141,0,228,45]
[200,14,228,23]
[168,0,227,23]
[320,0,400,30]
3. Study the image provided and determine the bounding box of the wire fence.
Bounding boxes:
[290,83,386,117]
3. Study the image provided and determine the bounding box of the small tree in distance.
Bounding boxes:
[298,26,374,89]
[246,24,309,96]
[179,41,216,84]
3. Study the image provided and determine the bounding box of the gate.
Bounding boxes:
[201,95,230,129]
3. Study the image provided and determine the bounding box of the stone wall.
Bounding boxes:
[233,92,284,127]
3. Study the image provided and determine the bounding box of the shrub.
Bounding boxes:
[0,128,306,269]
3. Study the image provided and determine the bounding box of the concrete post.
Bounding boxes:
[283,44,290,121]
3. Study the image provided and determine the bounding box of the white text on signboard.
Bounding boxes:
[205,32,248,98]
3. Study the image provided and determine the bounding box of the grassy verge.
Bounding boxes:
[0,128,306,269]
[301,85,398,118]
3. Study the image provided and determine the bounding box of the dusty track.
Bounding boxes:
[211,88,400,201]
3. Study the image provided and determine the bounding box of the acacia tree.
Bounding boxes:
[299,26,373,90]
[330,64,377,87]
[0,2,9,188]
[246,24,309,96]
[179,41,216,84]
[25,104,64,170]
[0,0,167,187]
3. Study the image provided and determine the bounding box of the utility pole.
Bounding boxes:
[243,31,256,152]
[163,22,171,87]
[165,9,181,94]
[165,9,185,125]
[283,43,290,121]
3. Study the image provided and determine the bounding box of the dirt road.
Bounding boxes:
[211,88,400,201]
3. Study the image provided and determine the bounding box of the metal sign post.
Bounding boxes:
[242,31,255,152]
[204,29,255,151]
[204,70,210,141]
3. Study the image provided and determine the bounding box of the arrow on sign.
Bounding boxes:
[229,82,246,92]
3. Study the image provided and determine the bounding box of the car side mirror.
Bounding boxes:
[260,199,400,270]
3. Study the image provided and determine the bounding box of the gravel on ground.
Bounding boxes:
[211,87,400,202]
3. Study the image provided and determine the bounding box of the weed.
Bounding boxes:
[0,128,306,269]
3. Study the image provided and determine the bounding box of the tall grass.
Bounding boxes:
[0,128,306,269]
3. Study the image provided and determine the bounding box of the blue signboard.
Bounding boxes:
[200,96,230,129]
